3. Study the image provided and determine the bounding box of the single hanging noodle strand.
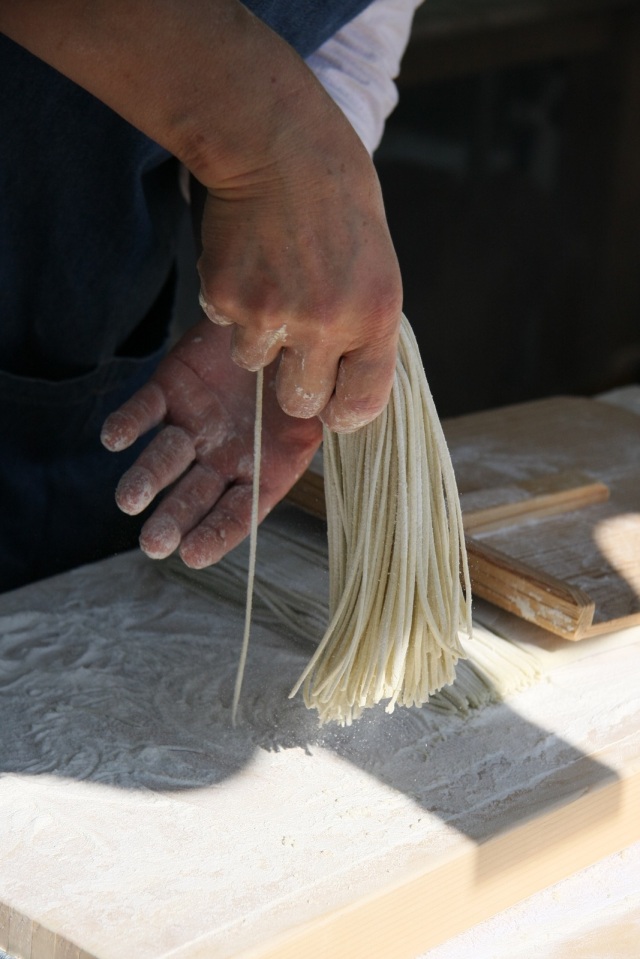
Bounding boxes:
[231,368,264,725]
[290,314,472,725]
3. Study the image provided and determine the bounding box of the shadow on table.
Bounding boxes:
[0,547,622,875]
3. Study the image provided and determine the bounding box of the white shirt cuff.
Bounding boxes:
[306,0,423,154]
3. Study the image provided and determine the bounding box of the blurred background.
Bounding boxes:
[374,0,640,416]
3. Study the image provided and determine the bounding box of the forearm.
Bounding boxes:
[0,0,348,187]
[3,0,402,440]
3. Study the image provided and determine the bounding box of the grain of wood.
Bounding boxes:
[0,904,10,952]
[8,909,32,958]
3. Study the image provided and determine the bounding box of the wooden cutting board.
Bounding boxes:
[287,394,640,640]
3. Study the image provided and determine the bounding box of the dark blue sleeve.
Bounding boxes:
[246,0,374,57]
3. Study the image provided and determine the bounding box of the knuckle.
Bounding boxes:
[160,425,193,457]
[322,398,383,434]
[364,273,403,331]
[230,340,262,371]
[197,275,287,341]
[196,263,240,319]
[230,326,284,371]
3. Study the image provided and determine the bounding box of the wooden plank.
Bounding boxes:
[443,395,640,490]
[219,760,640,959]
[475,472,640,631]
[466,537,596,639]
[55,939,81,959]
[288,466,611,531]
[1,548,639,959]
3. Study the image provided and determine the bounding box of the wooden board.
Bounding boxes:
[235,760,640,959]
[447,395,640,637]
[0,549,639,959]
[287,395,640,640]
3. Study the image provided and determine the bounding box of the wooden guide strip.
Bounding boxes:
[286,466,609,532]
[465,538,595,640]
[460,478,609,533]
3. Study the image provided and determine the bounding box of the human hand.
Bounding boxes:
[193,34,402,434]
[1,0,402,433]
[101,319,322,567]
[198,156,401,433]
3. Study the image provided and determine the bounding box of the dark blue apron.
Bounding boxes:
[0,2,373,591]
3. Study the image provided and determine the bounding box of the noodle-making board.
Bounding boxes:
[288,393,640,641]
[1,389,639,959]
[1,539,639,959]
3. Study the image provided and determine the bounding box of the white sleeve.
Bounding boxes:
[305,0,423,155]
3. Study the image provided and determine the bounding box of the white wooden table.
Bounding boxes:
[0,518,638,959]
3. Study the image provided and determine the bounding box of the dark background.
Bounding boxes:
[374,0,640,416]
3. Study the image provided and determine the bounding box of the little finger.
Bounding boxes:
[320,343,397,433]
[275,347,336,419]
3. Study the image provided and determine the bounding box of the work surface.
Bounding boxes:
[0,508,639,959]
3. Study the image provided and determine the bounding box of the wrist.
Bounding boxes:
[180,11,369,196]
